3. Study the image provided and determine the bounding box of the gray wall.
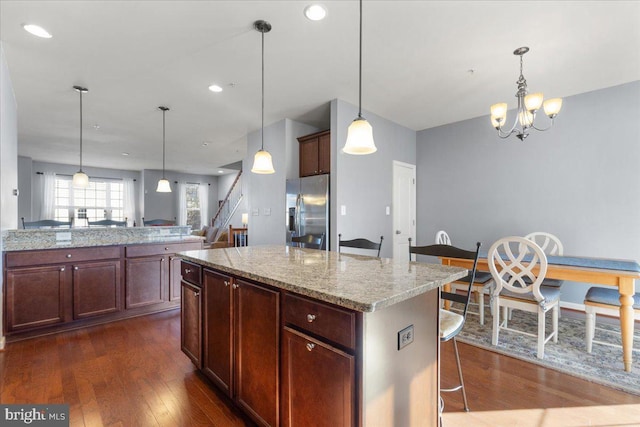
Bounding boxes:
[416,81,640,304]
[241,118,319,245]
[142,169,218,228]
[331,99,417,258]
[0,43,18,348]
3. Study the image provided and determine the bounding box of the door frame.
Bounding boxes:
[392,161,416,259]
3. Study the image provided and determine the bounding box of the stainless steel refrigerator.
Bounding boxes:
[286,174,329,250]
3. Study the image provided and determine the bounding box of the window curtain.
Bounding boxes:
[177,181,187,226]
[123,178,136,227]
[40,172,56,220]
[199,183,209,229]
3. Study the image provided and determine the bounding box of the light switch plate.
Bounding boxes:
[263,208,271,216]
[340,205,346,216]
[252,208,259,216]
[398,325,414,350]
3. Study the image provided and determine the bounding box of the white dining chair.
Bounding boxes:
[488,236,560,359]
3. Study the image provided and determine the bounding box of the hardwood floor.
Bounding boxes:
[1,309,637,426]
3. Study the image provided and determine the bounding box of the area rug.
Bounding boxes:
[453,304,640,396]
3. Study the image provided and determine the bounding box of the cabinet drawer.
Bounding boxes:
[283,293,356,350]
[125,241,201,258]
[6,246,120,268]
[181,261,202,286]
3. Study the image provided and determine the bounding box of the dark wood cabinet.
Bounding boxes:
[281,327,355,427]
[125,242,202,308]
[235,278,280,427]
[5,264,68,331]
[73,260,121,319]
[281,293,356,426]
[198,270,279,427]
[298,129,330,177]
[181,280,202,368]
[202,269,233,395]
[125,255,165,308]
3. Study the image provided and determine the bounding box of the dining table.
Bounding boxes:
[439,253,640,372]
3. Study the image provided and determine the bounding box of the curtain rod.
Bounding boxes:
[174,181,211,186]
[36,171,137,182]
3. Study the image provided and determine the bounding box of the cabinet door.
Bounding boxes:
[181,280,202,368]
[235,279,279,427]
[169,256,182,302]
[299,138,319,177]
[5,265,68,331]
[203,269,234,396]
[281,327,355,427]
[125,256,166,308]
[317,131,331,174]
[73,260,121,319]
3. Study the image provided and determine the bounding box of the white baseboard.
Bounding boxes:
[560,301,587,313]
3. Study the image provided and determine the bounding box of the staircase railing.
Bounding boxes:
[211,170,243,238]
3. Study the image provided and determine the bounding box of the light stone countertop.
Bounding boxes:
[178,245,468,313]
[2,226,202,251]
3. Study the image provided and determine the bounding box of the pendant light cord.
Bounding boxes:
[162,108,166,178]
[358,0,362,119]
[261,28,265,151]
[79,89,83,171]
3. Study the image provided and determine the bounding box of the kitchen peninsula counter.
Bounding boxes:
[178,245,467,427]
[2,226,202,342]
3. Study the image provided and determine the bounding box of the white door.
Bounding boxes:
[392,161,416,259]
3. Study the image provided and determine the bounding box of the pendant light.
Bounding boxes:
[343,0,376,155]
[156,106,172,192]
[72,85,90,188]
[251,20,275,174]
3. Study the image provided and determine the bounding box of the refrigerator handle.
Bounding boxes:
[295,193,301,236]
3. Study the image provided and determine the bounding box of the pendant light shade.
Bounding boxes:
[344,117,376,155]
[72,85,89,188]
[156,106,172,193]
[251,149,275,174]
[156,178,171,192]
[251,20,275,175]
[342,0,376,155]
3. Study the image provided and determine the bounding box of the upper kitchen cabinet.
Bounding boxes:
[298,130,330,177]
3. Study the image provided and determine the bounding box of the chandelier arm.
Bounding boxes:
[530,119,555,132]
[496,112,520,137]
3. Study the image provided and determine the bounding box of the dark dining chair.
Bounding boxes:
[409,239,482,413]
[142,217,176,226]
[338,234,383,257]
[87,218,127,227]
[291,233,325,250]
[22,217,72,229]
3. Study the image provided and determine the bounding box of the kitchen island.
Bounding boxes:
[178,245,467,427]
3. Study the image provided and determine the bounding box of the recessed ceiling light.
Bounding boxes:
[202,142,209,147]
[93,124,100,129]
[218,170,224,174]
[304,4,327,21]
[121,152,130,156]
[208,84,223,93]
[23,24,52,38]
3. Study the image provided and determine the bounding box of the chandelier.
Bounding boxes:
[490,47,562,141]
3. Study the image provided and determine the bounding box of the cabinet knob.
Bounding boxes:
[74,266,79,271]
[185,268,191,274]
[307,314,316,323]
[60,267,65,272]
[161,258,165,262]
[165,247,169,251]
[232,283,239,289]
[224,280,230,287]
[306,343,315,352]
[195,292,200,297]
[66,254,72,258]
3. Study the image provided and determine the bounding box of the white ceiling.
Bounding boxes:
[1,1,639,176]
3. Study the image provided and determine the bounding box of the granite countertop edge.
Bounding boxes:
[178,252,468,313]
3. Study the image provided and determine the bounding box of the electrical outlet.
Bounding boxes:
[398,325,414,350]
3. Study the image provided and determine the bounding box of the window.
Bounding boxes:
[54,177,124,226]
[185,183,201,230]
